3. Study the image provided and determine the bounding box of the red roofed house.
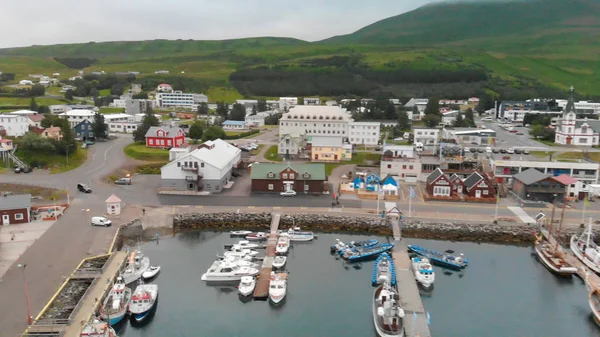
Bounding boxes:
[555,174,585,200]
[27,114,46,128]
[145,126,185,149]
[0,137,13,151]
[156,84,173,92]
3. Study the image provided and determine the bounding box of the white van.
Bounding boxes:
[91,216,112,227]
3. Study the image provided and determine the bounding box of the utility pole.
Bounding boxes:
[17,264,32,324]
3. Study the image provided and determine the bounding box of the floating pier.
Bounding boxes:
[386,202,432,337]
[253,213,280,299]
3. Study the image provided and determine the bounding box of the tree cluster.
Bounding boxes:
[53,57,97,69]
[65,74,136,98]
[453,108,476,127]
[133,109,160,142]
[530,125,555,141]
[423,98,441,127]
[29,113,78,156]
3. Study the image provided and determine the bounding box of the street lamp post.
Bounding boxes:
[66,144,74,167]
[17,263,33,325]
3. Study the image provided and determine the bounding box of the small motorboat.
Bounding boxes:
[220,256,259,268]
[372,253,396,286]
[281,227,314,242]
[408,245,467,270]
[80,319,118,337]
[246,232,268,241]
[276,236,290,255]
[331,239,378,253]
[128,282,158,322]
[122,250,150,284]
[373,282,405,337]
[272,256,287,269]
[411,257,435,289]
[201,260,260,282]
[227,246,260,257]
[221,252,256,261]
[343,243,394,262]
[238,276,256,297]
[99,277,131,325]
[230,230,252,237]
[142,266,161,280]
[225,240,262,250]
[269,272,288,304]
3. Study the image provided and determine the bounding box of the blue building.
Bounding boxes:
[73,120,94,141]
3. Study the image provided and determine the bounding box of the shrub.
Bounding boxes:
[135,162,166,174]
[224,129,260,139]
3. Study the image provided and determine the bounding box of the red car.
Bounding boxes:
[509,129,518,133]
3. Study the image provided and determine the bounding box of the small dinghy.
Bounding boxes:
[230,230,252,237]
[238,276,256,297]
[246,232,268,241]
[272,256,287,269]
[331,239,378,253]
[372,253,396,286]
[411,257,435,289]
[269,272,288,304]
[142,266,161,280]
[408,245,467,270]
[276,236,290,255]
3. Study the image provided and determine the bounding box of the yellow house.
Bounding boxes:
[41,127,63,140]
[311,136,352,162]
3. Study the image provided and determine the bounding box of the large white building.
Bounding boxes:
[349,122,381,146]
[0,115,29,137]
[155,91,208,108]
[413,128,439,146]
[556,99,600,114]
[58,109,96,127]
[491,157,599,186]
[160,139,242,194]
[555,87,600,146]
[380,145,422,182]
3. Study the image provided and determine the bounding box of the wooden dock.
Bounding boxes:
[388,204,432,337]
[541,229,600,284]
[253,213,280,299]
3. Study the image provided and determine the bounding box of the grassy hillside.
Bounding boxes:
[323,0,600,51]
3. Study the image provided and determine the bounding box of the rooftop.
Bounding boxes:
[512,168,550,185]
[222,120,247,125]
[8,110,38,115]
[250,163,326,181]
[553,174,579,185]
[145,126,184,138]
[281,106,350,121]
[311,136,342,147]
[59,109,96,117]
[0,194,31,210]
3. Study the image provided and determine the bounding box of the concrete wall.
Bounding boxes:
[161,170,232,193]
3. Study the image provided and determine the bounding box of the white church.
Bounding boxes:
[555,86,600,146]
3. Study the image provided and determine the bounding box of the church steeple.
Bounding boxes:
[563,85,576,118]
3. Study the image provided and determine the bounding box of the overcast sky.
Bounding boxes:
[0,0,452,48]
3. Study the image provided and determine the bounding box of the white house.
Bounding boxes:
[380,145,422,181]
[156,83,173,92]
[110,99,127,108]
[0,115,29,136]
[8,109,39,116]
[278,132,304,159]
[58,109,96,127]
[245,112,270,127]
[441,111,459,126]
[348,121,381,146]
[39,80,51,87]
[49,105,68,114]
[404,98,428,113]
[222,120,247,130]
[555,87,600,146]
[160,139,242,193]
[304,97,320,106]
[104,113,138,134]
[413,128,439,146]
[155,91,208,108]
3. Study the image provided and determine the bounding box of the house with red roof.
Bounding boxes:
[554,174,585,200]
[156,83,173,92]
[145,126,185,149]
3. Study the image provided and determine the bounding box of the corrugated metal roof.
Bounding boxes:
[512,168,549,185]
[250,163,326,181]
[0,194,31,210]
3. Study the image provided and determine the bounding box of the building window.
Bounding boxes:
[149,139,154,145]
[268,172,275,178]
[290,173,295,179]
[15,213,24,220]
[483,190,489,195]
[206,184,211,189]
[268,184,274,190]
[402,165,407,169]
[387,164,392,169]
[303,172,311,179]
[177,162,181,167]
[201,163,204,168]
[282,173,288,179]
[194,162,198,168]
[409,165,414,170]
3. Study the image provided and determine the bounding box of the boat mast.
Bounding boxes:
[548,198,556,235]
[555,203,566,252]
[587,216,593,247]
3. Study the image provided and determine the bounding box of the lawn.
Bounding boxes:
[123,143,170,161]
[529,151,553,158]
[324,152,381,175]
[99,107,125,114]
[553,151,600,162]
[264,145,282,162]
[0,96,66,107]
[99,89,111,96]
[531,138,558,147]
[205,87,243,103]
[15,144,88,174]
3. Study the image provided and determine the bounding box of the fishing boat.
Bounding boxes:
[121,250,150,284]
[246,232,268,241]
[201,260,260,282]
[272,256,287,269]
[570,218,600,274]
[373,283,405,337]
[534,236,577,276]
[342,243,394,262]
[238,276,256,297]
[220,256,260,268]
[331,239,378,253]
[128,282,158,322]
[408,245,467,270]
[80,319,118,337]
[224,240,262,250]
[230,230,252,237]
[411,257,435,289]
[280,227,314,242]
[269,272,288,304]
[142,266,161,280]
[372,253,396,286]
[276,236,290,255]
[99,277,131,325]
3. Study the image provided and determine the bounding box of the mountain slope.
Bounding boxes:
[323,0,600,50]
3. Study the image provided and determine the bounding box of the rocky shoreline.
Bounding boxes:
[169,212,589,245]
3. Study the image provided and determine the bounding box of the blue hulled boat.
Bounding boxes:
[408,245,468,270]
[330,239,379,253]
[372,252,396,286]
[342,243,394,262]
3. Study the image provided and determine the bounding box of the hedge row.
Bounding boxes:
[223,129,260,140]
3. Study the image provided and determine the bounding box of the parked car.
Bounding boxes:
[514,149,523,154]
[469,148,477,153]
[507,148,515,154]
[516,132,524,135]
[523,149,530,155]
[500,149,508,154]
[477,148,485,153]
[77,183,92,193]
[280,190,297,197]
[14,166,21,174]
[114,178,132,185]
[91,216,112,227]
[492,149,500,154]
[509,129,519,133]
[464,147,470,153]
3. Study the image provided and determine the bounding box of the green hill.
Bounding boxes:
[323,0,600,51]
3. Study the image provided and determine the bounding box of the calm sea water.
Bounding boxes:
[114,232,600,337]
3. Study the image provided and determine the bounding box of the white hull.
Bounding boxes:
[123,256,150,285]
[535,244,577,275]
[411,258,435,289]
[128,285,158,322]
[571,235,600,274]
[282,233,314,242]
[272,256,287,269]
[269,274,287,304]
[142,266,161,280]
[201,274,257,282]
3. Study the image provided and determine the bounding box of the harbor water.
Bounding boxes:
[116,231,600,337]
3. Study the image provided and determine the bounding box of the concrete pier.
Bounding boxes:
[253,213,280,299]
[387,202,432,337]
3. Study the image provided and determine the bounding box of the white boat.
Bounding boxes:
[201,260,260,282]
[221,252,256,261]
[246,232,268,241]
[228,245,259,257]
[374,255,393,285]
[534,237,577,276]
[276,236,290,255]
[269,272,288,304]
[281,227,314,242]
[231,230,252,237]
[128,283,158,322]
[231,240,260,249]
[220,256,259,268]
[571,219,600,274]
[411,257,435,289]
[122,250,150,284]
[99,277,131,326]
[238,276,256,297]
[373,283,405,337]
[142,266,161,280]
[80,319,118,337]
[272,256,287,269]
